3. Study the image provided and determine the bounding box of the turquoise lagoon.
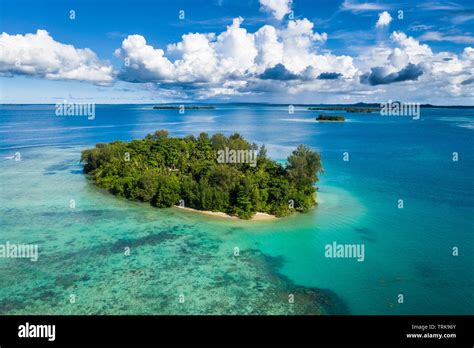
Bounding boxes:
[0,104,472,314]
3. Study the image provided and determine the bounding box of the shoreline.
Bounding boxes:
[174,206,277,221]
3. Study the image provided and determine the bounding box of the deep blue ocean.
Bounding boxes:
[0,104,472,314]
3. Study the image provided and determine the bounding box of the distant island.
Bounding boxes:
[316,115,346,122]
[81,130,323,220]
[304,102,474,109]
[309,107,379,113]
[153,105,215,110]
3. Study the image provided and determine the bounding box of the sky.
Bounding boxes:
[1,0,474,104]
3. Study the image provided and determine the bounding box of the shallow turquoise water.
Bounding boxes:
[0,105,472,314]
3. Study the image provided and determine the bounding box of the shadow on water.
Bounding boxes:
[256,251,350,315]
[354,226,376,243]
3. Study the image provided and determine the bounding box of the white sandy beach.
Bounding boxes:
[175,206,277,220]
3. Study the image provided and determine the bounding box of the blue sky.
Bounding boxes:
[1,0,474,104]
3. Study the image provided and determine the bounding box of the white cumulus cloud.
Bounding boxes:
[356,30,474,99]
[376,11,392,28]
[259,0,293,20]
[6,18,471,103]
[254,25,284,72]
[115,34,175,82]
[0,29,114,84]
[114,17,355,97]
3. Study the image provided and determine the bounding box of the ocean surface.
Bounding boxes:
[0,104,472,314]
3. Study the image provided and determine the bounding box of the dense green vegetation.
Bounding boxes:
[81,130,323,219]
[316,115,346,122]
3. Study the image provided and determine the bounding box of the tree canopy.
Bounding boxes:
[81,130,323,219]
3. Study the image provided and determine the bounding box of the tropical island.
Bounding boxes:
[316,115,346,122]
[81,130,323,220]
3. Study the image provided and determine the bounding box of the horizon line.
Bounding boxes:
[1,102,474,108]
